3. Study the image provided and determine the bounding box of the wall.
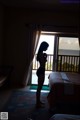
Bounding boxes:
[0,4,4,65]
[3,7,79,86]
[3,8,28,86]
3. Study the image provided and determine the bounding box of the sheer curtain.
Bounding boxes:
[23,24,41,86]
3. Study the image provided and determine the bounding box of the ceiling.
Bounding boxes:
[0,0,79,12]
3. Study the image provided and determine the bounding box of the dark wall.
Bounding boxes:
[0,4,5,65]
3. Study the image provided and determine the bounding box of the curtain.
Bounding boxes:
[79,34,80,73]
[23,24,41,86]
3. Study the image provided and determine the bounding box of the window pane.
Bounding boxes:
[59,37,79,56]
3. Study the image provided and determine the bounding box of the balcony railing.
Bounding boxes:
[32,54,80,73]
[57,55,79,72]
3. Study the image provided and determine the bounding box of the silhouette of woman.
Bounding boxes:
[36,41,49,108]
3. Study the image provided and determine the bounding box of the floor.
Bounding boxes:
[0,71,51,111]
[0,84,49,111]
[0,85,30,111]
[0,87,12,111]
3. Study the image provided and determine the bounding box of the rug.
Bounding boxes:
[2,90,52,120]
[30,84,50,91]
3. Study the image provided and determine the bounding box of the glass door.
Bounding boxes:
[57,37,79,72]
[31,31,55,86]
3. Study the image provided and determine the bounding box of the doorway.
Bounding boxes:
[31,31,55,89]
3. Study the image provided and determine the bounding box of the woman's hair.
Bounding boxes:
[36,41,49,61]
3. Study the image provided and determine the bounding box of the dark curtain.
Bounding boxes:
[79,36,80,73]
[23,24,41,86]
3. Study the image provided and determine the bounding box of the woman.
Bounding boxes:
[36,41,49,108]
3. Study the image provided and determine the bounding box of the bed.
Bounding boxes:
[47,72,80,110]
[49,114,80,120]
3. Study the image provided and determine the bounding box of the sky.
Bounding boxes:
[36,35,79,54]
[36,35,55,54]
[59,37,79,50]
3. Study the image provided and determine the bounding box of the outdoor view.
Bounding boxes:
[59,37,79,55]
[58,37,79,72]
[32,34,55,85]
[31,34,79,85]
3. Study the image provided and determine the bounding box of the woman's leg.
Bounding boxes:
[36,75,44,107]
